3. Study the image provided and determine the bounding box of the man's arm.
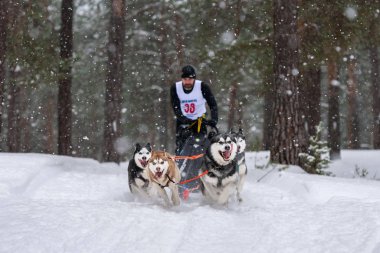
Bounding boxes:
[201,82,218,124]
[170,84,193,124]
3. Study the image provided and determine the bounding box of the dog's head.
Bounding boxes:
[133,143,152,168]
[147,151,174,180]
[232,128,246,154]
[208,132,237,166]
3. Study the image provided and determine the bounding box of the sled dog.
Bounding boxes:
[128,143,152,199]
[199,131,238,205]
[232,128,247,202]
[147,151,181,206]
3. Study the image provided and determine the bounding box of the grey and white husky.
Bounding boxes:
[127,143,152,198]
[232,128,247,202]
[199,131,238,205]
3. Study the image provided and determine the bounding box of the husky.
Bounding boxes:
[147,151,181,206]
[127,143,152,199]
[199,131,238,205]
[232,128,247,202]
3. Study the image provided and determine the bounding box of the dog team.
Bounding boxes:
[127,128,247,207]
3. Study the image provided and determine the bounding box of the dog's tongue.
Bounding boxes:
[222,150,232,160]
[140,160,148,167]
[155,171,163,178]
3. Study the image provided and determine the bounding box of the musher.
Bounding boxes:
[170,65,218,155]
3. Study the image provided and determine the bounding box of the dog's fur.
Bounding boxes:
[128,143,152,199]
[232,128,247,202]
[147,151,181,206]
[199,132,238,205]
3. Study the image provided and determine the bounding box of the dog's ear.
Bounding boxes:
[135,143,141,152]
[208,131,217,140]
[165,152,176,162]
[238,128,243,134]
[145,143,152,151]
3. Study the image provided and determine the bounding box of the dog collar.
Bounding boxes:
[154,174,176,189]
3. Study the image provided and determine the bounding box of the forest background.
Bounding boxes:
[0,0,379,167]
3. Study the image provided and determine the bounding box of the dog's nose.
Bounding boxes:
[156,167,161,171]
[225,145,230,150]
[142,157,146,160]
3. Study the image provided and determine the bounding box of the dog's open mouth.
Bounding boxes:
[155,171,163,178]
[219,150,232,161]
[139,159,148,167]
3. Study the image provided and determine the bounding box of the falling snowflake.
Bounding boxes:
[220,31,235,45]
[344,7,357,21]
[291,68,299,76]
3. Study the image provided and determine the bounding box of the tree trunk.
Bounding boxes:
[227,0,244,132]
[19,87,31,152]
[237,90,244,128]
[58,0,73,155]
[0,0,8,136]
[346,57,360,149]
[7,70,21,152]
[263,82,274,150]
[103,0,126,163]
[327,59,341,159]
[44,95,56,153]
[270,0,306,165]
[174,14,184,67]
[300,67,321,137]
[227,82,238,130]
[159,2,170,150]
[369,24,380,148]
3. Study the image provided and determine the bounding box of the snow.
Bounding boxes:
[220,31,235,45]
[1,151,380,253]
[344,7,358,21]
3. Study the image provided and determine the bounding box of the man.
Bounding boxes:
[170,65,218,154]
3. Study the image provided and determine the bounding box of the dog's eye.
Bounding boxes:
[219,141,224,145]
[227,141,232,144]
[139,152,142,155]
[152,162,156,165]
[160,161,164,164]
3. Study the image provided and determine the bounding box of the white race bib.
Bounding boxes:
[176,80,206,120]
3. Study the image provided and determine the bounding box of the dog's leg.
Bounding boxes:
[202,182,221,204]
[153,183,171,206]
[236,176,246,202]
[236,164,247,202]
[217,187,232,205]
[169,183,180,206]
[131,184,150,200]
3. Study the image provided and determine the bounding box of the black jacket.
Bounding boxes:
[170,81,218,127]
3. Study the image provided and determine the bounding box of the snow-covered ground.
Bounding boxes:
[0,150,380,253]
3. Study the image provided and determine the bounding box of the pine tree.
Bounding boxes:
[299,123,331,175]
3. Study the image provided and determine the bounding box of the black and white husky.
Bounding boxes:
[128,143,152,198]
[199,132,238,205]
[232,128,247,202]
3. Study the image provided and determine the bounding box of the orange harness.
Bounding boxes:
[173,154,204,161]
[170,153,208,200]
[179,169,208,185]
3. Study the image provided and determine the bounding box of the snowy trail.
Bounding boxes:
[1,153,380,253]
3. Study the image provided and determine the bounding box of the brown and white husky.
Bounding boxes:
[147,151,181,206]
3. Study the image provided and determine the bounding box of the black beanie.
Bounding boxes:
[181,65,196,78]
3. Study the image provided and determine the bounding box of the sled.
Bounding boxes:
[176,132,210,193]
